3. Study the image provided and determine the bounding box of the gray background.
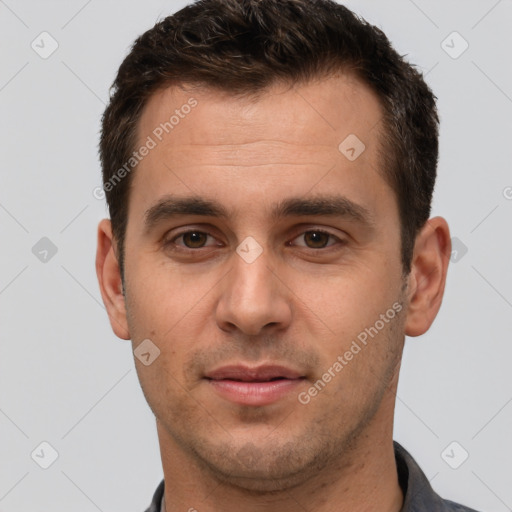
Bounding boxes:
[1,0,511,510]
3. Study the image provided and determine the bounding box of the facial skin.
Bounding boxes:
[96,74,451,512]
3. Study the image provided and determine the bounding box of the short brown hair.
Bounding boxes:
[99,0,439,278]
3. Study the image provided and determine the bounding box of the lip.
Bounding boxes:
[206,364,303,381]
[205,365,305,406]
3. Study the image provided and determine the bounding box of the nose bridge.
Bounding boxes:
[216,242,292,335]
[231,244,275,306]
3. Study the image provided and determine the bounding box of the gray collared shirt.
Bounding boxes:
[143,441,479,511]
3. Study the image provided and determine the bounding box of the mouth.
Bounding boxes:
[204,365,306,406]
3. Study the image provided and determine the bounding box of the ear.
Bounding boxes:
[404,216,451,337]
[95,219,130,340]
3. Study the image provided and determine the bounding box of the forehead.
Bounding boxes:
[138,74,383,155]
[129,74,392,227]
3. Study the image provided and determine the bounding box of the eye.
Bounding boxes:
[166,230,220,250]
[164,228,344,255]
[290,229,342,249]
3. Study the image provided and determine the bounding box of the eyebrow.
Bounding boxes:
[143,194,374,233]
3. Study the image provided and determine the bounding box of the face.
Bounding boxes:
[106,75,412,490]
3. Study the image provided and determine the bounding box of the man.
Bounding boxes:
[95,1,478,510]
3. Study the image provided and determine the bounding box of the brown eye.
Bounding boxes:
[181,231,209,248]
[164,229,223,256]
[303,231,331,248]
[288,228,345,252]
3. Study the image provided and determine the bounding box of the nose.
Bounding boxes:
[215,248,292,336]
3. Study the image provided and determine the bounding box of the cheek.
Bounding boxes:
[294,265,400,338]
[125,254,209,335]
[124,260,219,384]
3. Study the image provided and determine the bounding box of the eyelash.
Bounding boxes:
[164,228,345,254]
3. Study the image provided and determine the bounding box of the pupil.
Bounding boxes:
[305,231,328,248]
[184,232,206,248]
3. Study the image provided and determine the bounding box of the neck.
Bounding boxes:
[159,387,403,512]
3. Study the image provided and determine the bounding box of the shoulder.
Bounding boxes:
[394,441,480,512]
[442,500,480,512]
[143,479,165,512]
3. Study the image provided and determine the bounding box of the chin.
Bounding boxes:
[205,461,315,494]
[188,438,334,493]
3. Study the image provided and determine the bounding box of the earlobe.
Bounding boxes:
[404,217,451,338]
[95,219,131,340]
